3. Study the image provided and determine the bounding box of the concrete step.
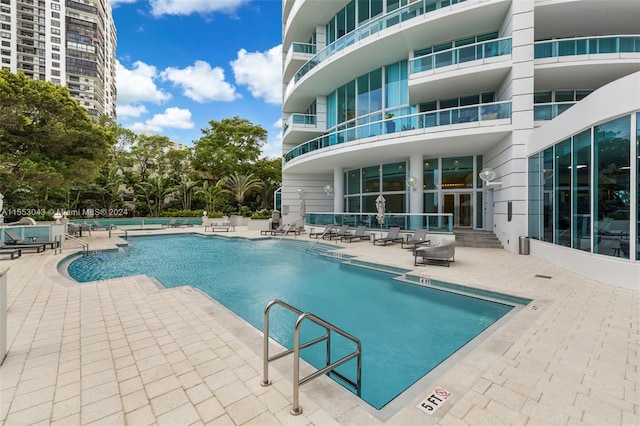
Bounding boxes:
[454,230,504,249]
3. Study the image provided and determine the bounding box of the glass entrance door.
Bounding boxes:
[443,192,473,227]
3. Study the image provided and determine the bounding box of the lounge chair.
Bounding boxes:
[401,229,430,249]
[162,218,177,228]
[177,218,193,227]
[206,219,231,232]
[271,224,298,236]
[4,229,56,249]
[414,240,455,267]
[323,224,349,240]
[0,246,22,259]
[340,225,368,242]
[373,227,403,246]
[309,224,334,239]
[91,220,115,231]
[262,223,285,235]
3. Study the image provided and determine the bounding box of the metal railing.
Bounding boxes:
[108,226,128,239]
[410,37,512,74]
[294,0,468,82]
[306,212,454,233]
[284,101,511,163]
[54,233,89,256]
[534,35,640,59]
[261,299,362,416]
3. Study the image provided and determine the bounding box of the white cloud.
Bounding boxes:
[149,0,249,16]
[129,107,194,133]
[109,0,137,7]
[160,61,239,103]
[231,45,282,105]
[116,60,171,106]
[261,118,283,158]
[117,104,148,118]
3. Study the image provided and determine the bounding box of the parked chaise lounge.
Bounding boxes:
[373,227,403,246]
[4,229,55,250]
[340,225,368,242]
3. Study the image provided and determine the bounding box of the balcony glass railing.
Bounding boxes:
[533,102,576,121]
[291,42,316,55]
[284,101,511,163]
[294,0,467,82]
[534,35,640,58]
[306,213,454,233]
[410,37,512,74]
[284,114,317,134]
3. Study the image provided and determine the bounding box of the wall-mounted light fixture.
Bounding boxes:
[479,168,502,187]
[323,184,334,196]
[296,188,304,199]
[406,176,418,191]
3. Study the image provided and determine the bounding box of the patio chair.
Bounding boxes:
[0,246,22,259]
[340,225,369,242]
[177,218,193,227]
[373,227,403,246]
[323,224,349,240]
[309,224,334,239]
[401,229,430,249]
[271,224,298,236]
[4,229,56,249]
[261,223,285,235]
[414,240,455,267]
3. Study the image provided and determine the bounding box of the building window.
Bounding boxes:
[572,129,591,251]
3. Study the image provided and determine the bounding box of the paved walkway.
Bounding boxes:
[0,226,638,425]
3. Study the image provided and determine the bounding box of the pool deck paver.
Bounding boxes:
[0,226,638,425]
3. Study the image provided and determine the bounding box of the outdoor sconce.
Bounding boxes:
[406,176,418,191]
[296,188,304,199]
[323,184,334,196]
[479,168,502,187]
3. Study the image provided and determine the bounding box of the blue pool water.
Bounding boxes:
[68,234,514,409]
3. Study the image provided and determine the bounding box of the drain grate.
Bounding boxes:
[534,274,552,279]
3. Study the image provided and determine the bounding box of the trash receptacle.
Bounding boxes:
[519,236,530,255]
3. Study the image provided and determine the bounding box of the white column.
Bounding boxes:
[333,167,344,213]
[409,155,423,229]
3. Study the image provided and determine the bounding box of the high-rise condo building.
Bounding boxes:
[281,0,640,288]
[1,0,117,119]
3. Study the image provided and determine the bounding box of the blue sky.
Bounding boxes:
[110,0,283,157]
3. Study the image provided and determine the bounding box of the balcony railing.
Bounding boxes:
[291,42,316,55]
[534,35,640,58]
[533,102,576,121]
[294,0,467,83]
[284,101,511,163]
[410,37,512,74]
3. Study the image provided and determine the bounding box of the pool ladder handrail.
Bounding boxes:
[108,225,128,239]
[307,226,332,251]
[261,299,362,415]
[54,233,89,256]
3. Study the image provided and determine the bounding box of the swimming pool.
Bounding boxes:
[68,234,515,409]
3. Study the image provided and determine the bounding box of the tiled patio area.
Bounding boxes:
[0,226,638,425]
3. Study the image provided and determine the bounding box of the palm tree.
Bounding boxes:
[135,176,174,217]
[221,172,263,212]
[195,180,224,213]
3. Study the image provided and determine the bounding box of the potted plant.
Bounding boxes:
[385,113,396,133]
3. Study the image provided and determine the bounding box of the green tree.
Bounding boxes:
[135,176,174,217]
[195,180,224,213]
[192,116,267,181]
[0,70,114,208]
[221,172,263,212]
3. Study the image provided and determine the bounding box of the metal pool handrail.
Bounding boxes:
[261,299,362,416]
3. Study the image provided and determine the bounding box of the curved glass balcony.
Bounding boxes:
[534,35,640,58]
[410,37,512,74]
[283,113,318,133]
[284,101,511,163]
[291,42,316,55]
[534,102,576,121]
[294,0,467,83]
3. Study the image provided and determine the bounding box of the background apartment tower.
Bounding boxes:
[281,0,640,288]
[0,0,117,119]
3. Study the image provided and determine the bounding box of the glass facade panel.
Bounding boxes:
[637,113,640,260]
[554,139,571,247]
[346,169,361,194]
[382,162,406,192]
[593,116,630,257]
[442,157,473,189]
[572,129,591,251]
[347,196,361,213]
[362,165,380,193]
[363,194,378,213]
[424,192,438,213]
[543,147,554,243]
[423,158,438,190]
[384,193,405,214]
[528,153,542,240]
[476,191,483,229]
